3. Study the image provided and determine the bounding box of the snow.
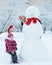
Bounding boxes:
[0,0,52,65]
[0,32,52,65]
[41,33,52,60]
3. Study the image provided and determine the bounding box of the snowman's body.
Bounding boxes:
[21,6,48,62]
[23,20,43,39]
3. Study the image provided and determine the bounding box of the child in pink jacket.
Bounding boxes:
[5,25,18,64]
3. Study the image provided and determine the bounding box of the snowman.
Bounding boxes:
[21,6,48,62]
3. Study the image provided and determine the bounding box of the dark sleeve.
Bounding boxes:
[38,19,42,24]
[21,22,23,26]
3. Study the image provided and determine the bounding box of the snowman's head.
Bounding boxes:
[25,6,40,18]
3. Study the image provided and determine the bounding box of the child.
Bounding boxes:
[19,15,26,31]
[5,25,18,64]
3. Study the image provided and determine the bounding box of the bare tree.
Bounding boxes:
[0,12,12,34]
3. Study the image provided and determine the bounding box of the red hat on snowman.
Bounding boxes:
[7,25,13,38]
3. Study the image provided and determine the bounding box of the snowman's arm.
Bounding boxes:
[38,19,42,24]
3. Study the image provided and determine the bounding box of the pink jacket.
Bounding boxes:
[5,39,17,53]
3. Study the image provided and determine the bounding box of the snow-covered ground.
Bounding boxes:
[41,32,52,60]
[0,32,25,64]
[0,32,52,65]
